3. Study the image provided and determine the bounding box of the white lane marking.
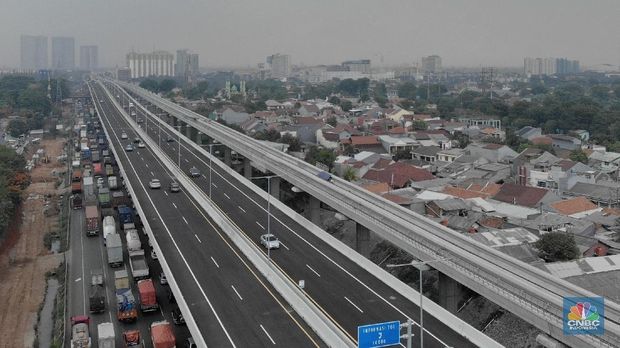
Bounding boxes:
[231,285,243,300]
[210,256,220,268]
[182,216,189,225]
[94,89,238,347]
[280,242,290,251]
[172,203,177,209]
[145,163,149,168]
[164,191,168,196]
[238,206,246,213]
[202,174,207,179]
[306,264,321,277]
[344,296,363,313]
[150,171,154,176]
[260,325,276,345]
[140,157,144,161]
[223,193,230,200]
[184,158,189,163]
[75,277,82,282]
[194,234,202,243]
[212,183,217,188]
[256,221,265,230]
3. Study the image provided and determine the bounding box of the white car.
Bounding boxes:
[151,249,158,260]
[137,142,145,148]
[260,234,280,250]
[121,132,128,139]
[149,179,161,189]
[160,272,168,285]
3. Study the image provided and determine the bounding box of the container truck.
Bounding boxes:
[105,164,114,177]
[91,268,104,286]
[89,285,105,313]
[125,229,141,253]
[72,160,81,168]
[117,206,134,229]
[71,181,82,194]
[80,129,87,138]
[97,322,115,348]
[137,279,159,312]
[98,187,111,208]
[111,191,129,208]
[91,151,101,163]
[70,315,91,348]
[71,194,83,210]
[114,270,138,323]
[72,170,83,182]
[107,176,118,190]
[85,205,99,236]
[150,321,175,348]
[129,249,149,280]
[102,216,116,244]
[81,148,91,162]
[122,330,142,347]
[106,234,123,267]
[93,163,103,176]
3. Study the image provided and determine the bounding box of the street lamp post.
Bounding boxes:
[251,175,278,259]
[386,258,449,348]
[199,143,225,198]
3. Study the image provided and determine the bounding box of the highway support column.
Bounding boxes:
[355,223,371,257]
[308,196,321,225]
[438,272,464,313]
[270,176,281,200]
[224,147,232,166]
[243,157,252,179]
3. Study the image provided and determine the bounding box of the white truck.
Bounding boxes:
[107,176,118,190]
[97,322,115,348]
[128,249,149,281]
[106,234,123,267]
[125,229,141,253]
[102,216,116,245]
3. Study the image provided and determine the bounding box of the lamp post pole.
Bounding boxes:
[251,175,278,260]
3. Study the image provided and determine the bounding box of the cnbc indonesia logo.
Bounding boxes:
[564,297,605,335]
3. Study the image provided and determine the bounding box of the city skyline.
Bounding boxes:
[1,0,618,70]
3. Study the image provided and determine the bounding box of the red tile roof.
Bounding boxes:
[483,143,504,150]
[443,186,487,199]
[550,197,598,216]
[381,193,412,205]
[296,116,323,125]
[350,135,380,146]
[555,159,577,171]
[361,182,390,194]
[372,158,393,170]
[363,162,434,187]
[492,183,550,207]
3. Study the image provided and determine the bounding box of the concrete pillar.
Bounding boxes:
[224,148,232,166]
[308,196,321,225]
[269,177,281,200]
[196,132,203,145]
[243,157,252,179]
[355,223,371,257]
[185,125,193,139]
[438,272,463,313]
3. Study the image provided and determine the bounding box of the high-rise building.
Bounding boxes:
[176,49,199,83]
[117,67,131,81]
[126,51,174,79]
[51,36,75,70]
[342,59,371,74]
[20,35,48,70]
[266,53,291,79]
[79,45,98,71]
[556,58,580,74]
[421,55,442,73]
[524,57,580,76]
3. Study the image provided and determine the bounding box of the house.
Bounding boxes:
[298,103,320,116]
[386,108,414,123]
[548,196,601,218]
[362,162,435,188]
[515,126,542,140]
[220,106,251,125]
[265,100,285,110]
[467,143,518,163]
[282,124,323,144]
[566,182,620,207]
[239,118,267,135]
[378,136,417,155]
[548,134,581,151]
[425,198,469,217]
[346,135,384,153]
[492,183,561,208]
[481,127,505,140]
[436,148,465,163]
[411,146,442,163]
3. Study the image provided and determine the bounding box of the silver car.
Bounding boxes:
[260,234,280,250]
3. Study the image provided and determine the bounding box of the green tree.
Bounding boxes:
[280,133,302,152]
[7,119,28,137]
[342,143,356,156]
[254,128,281,142]
[392,149,412,161]
[412,120,428,130]
[569,149,588,163]
[398,82,417,100]
[534,232,579,262]
[340,100,353,112]
[18,87,50,114]
[328,96,340,105]
[326,116,337,127]
[158,79,176,93]
[342,167,358,182]
[139,79,159,92]
[305,146,336,169]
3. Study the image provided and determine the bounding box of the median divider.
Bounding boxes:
[100,80,355,347]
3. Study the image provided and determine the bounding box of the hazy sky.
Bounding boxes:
[1,0,618,69]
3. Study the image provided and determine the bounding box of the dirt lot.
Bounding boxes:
[0,138,66,348]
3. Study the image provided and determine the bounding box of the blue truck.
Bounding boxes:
[117,205,134,230]
[81,148,92,161]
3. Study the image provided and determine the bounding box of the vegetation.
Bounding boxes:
[392,149,412,161]
[534,232,579,262]
[305,146,336,170]
[342,167,358,182]
[183,81,210,100]
[0,145,28,239]
[246,80,287,101]
[280,133,302,152]
[139,78,177,93]
[569,149,588,163]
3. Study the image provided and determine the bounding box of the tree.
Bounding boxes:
[139,79,159,92]
[411,120,428,131]
[326,116,337,127]
[254,128,280,142]
[328,96,340,105]
[340,100,353,112]
[398,82,417,100]
[342,167,358,182]
[7,119,28,137]
[305,146,336,169]
[280,133,301,152]
[18,87,50,114]
[158,79,176,93]
[342,143,356,156]
[534,232,579,262]
[392,149,412,161]
[451,131,471,148]
[569,149,588,163]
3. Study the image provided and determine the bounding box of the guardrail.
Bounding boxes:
[97,81,354,347]
[116,80,620,348]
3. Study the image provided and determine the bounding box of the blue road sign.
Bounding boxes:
[358,321,401,348]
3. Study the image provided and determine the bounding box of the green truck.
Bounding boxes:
[98,187,111,208]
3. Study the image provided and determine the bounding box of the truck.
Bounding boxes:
[89,285,105,313]
[72,170,83,182]
[80,129,87,139]
[91,268,104,286]
[102,149,110,157]
[98,187,111,208]
[102,216,116,244]
[81,148,91,161]
[92,151,101,163]
[71,181,82,194]
[122,330,142,347]
[126,229,141,253]
[93,163,103,176]
[107,175,118,190]
[117,205,134,229]
[115,270,138,323]
[150,321,175,348]
[106,234,123,267]
[85,205,99,236]
[129,249,149,280]
[83,176,96,203]
[97,322,115,348]
[72,160,81,168]
[111,191,129,208]
[71,194,83,210]
[105,164,114,177]
[70,315,91,348]
[137,279,159,312]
